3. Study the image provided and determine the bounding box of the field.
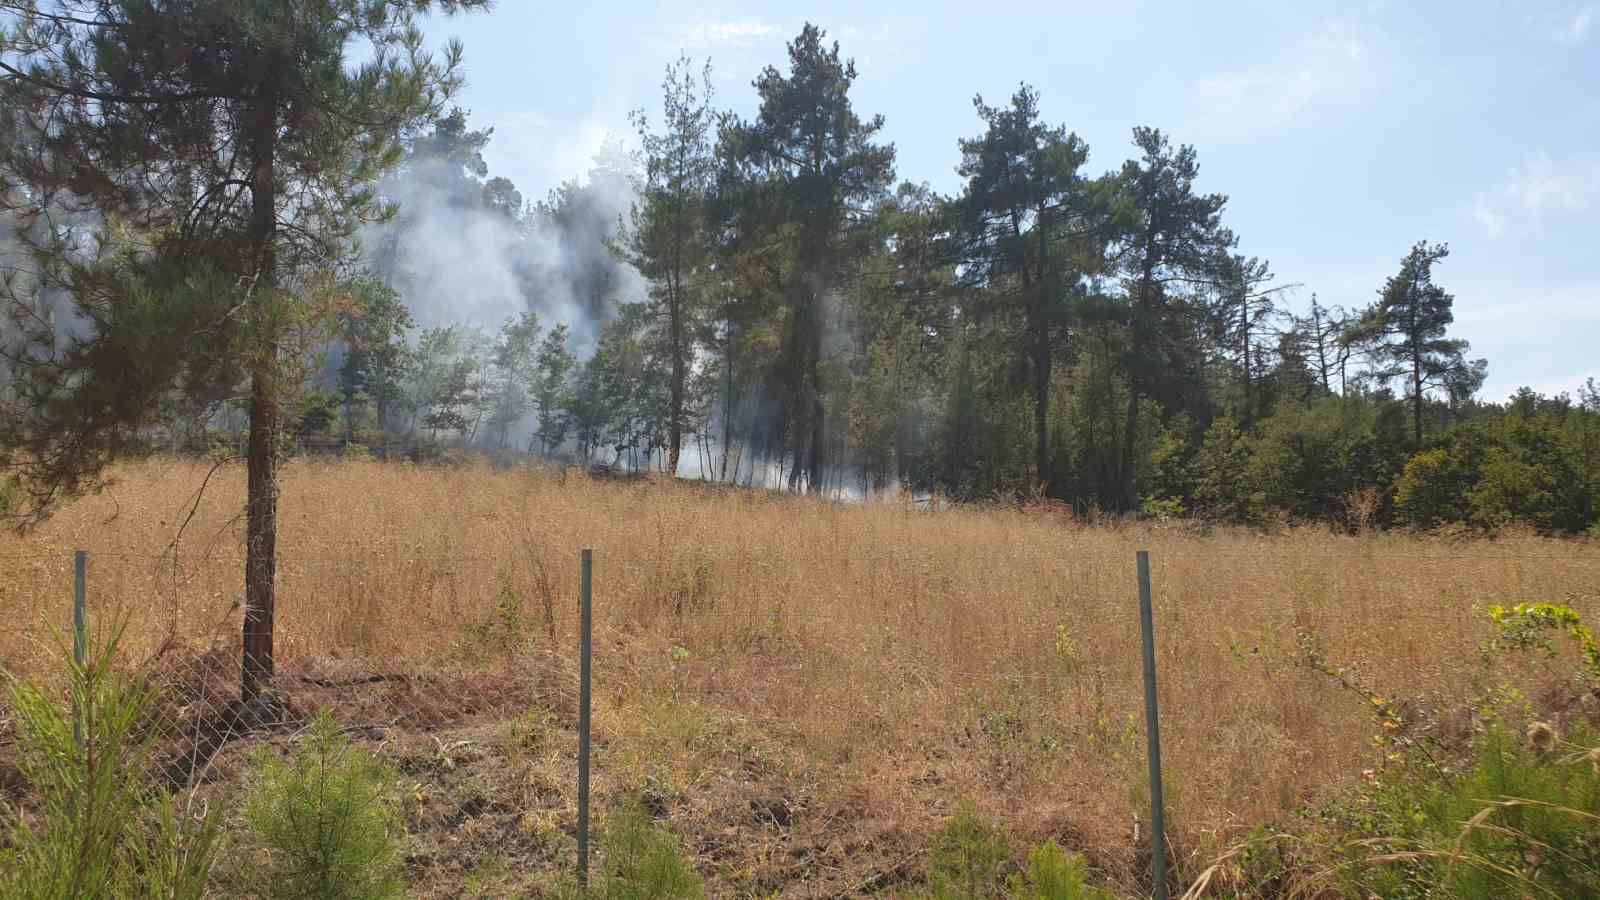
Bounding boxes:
[2,458,1598,896]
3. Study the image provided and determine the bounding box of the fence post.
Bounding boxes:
[1137,550,1168,900]
[73,550,88,747]
[577,548,593,888]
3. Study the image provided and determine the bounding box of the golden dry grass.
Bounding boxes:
[2,457,1597,892]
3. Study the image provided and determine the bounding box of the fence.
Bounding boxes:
[3,541,1598,896]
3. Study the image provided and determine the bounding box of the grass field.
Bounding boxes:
[2,458,1597,896]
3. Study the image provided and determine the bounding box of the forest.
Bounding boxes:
[3,10,1597,538]
[5,7,1600,897]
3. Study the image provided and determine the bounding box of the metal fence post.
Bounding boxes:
[73,550,88,747]
[578,548,593,888]
[1137,549,1168,900]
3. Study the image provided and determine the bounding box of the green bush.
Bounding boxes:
[242,712,406,900]
[1011,842,1112,900]
[552,797,704,899]
[924,803,1016,899]
[0,636,224,899]
[1192,417,1263,523]
[919,804,1108,900]
[1342,726,1600,898]
[1395,416,1595,533]
[1394,447,1472,529]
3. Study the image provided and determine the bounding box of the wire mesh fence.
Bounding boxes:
[3,539,1599,892]
[5,541,1597,750]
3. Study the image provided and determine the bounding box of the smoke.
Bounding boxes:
[369,140,646,359]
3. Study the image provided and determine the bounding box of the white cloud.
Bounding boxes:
[1470,197,1507,238]
[1470,152,1600,237]
[1189,22,1373,140]
[1529,5,1597,45]
[668,18,777,50]
[1452,282,1600,399]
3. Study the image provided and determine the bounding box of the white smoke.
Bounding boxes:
[369,142,646,359]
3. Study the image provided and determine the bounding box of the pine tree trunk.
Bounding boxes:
[1120,386,1140,511]
[806,304,825,493]
[242,82,279,704]
[1410,273,1424,446]
[1031,215,1053,496]
[1031,303,1052,496]
[1120,259,1157,511]
[720,330,733,483]
[667,280,684,477]
[1412,351,1424,446]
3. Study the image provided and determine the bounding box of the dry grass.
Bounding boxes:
[2,457,1597,895]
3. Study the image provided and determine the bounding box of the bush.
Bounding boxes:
[1011,842,1112,900]
[1343,726,1600,898]
[919,804,1109,900]
[242,712,405,900]
[1395,447,1472,529]
[552,797,704,899]
[1395,417,1595,533]
[924,803,1016,899]
[0,636,224,899]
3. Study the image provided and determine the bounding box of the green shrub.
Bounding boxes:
[1395,447,1472,529]
[243,712,405,900]
[1343,726,1600,898]
[1486,601,1600,684]
[552,797,704,899]
[924,802,1016,899]
[1011,842,1112,900]
[0,636,224,899]
[1394,416,1595,533]
[1192,417,1263,523]
[919,804,1109,900]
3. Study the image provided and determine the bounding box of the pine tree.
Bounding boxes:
[1348,241,1487,445]
[618,55,717,477]
[950,84,1112,496]
[715,23,895,492]
[0,0,486,701]
[532,323,575,457]
[1112,128,1232,509]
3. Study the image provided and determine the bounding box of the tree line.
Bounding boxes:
[324,28,1596,534]
[2,6,1595,699]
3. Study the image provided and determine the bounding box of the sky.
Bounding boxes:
[420,0,1599,402]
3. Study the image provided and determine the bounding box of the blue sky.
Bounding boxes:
[422,0,1599,401]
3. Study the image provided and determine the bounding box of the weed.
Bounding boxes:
[1012,841,1113,900]
[1336,726,1600,898]
[919,804,1111,899]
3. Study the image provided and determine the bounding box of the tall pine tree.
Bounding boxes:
[716,24,895,492]
[1348,241,1486,445]
[0,0,486,701]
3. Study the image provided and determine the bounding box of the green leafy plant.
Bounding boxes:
[552,796,704,899]
[1487,602,1600,683]
[242,712,406,900]
[0,634,224,899]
